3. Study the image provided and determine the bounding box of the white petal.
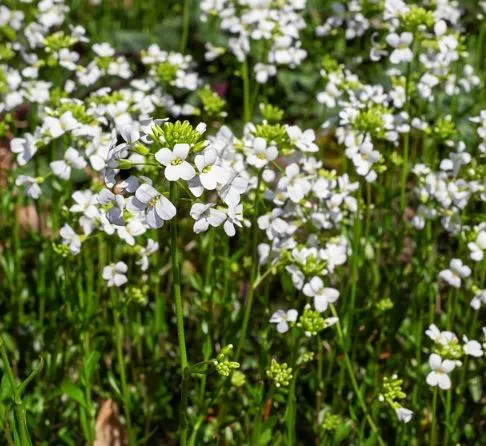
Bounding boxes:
[50,160,70,180]
[438,374,451,390]
[178,162,196,181]
[173,143,190,160]
[146,206,164,228]
[323,287,340,303]
[155,196,176,220]
[193,219,209,233]
[429,353,442,370]
[286,309,298,322]
[426,371,439,387]
[386,33,400,48]
[155,148,175,166]
[136,183,159,203]
[314,295,329,313]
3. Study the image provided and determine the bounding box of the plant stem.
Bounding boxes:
[170,182,189,445]
[329,305,385,446]
[430,387,438,446]
[235,170,263,360]
[344,192,361,336]
[180,0,191,53]
[111,293,134,445]
[241,58,251,123]
[400,61,412,213]
[0,334,31,446]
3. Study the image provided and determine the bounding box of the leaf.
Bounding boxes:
[468,376,482,403]
[202,335,212,360]
[258,428,272,445]
[83,351,101,382]
[107,373,122,400]
[0,374,14,402]
[60,381,87,409]
[334,420,353,443]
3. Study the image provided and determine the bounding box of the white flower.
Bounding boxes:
[126,183,176,228]
[11,133,37,166]
[98,188,125,226]
[269,309,298,333]
[462,336,483,357]
[438,258,471,288]
[302,277,340,312]
[194,148,230,190]
[42,111,79,139]
[395,407,413,423]
[155,143,196,181]
[117,218,146,246]
[254,63,276,84]
[425,324,457,345]
[69,190,98,218]
[219,172,249,207]
[15,175,41,199]
[468,231,486,262]
[60,224,81,255]
[278,163,311,203]
[386,32,413,64]
[103,262,128,287]
[247,137,278,168]
[136,239,159,271]
[223,203,244,237]
[49,147,87,180]
[58,48,79,71]
[471,289,486,310]
[347,138,380,181]
[286,126,319,152]
[426,354,456,390]
[190,203,226,233]
[93,42,115,57]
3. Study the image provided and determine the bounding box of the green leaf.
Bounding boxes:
[0,374,14,402]
[334,420,353,443]
[83,351,101,382]
[107,373,122,400]
[469,376,482,403]
[60,381,87,409]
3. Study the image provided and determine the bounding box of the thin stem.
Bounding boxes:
[344,192,362,336]
[430,387,438,446]
[252,261,282,290]
[170,182,189,445]
[329,305,385,446]
[111,293,134,445]
[235,170,263,360]
[0,334,32,446]
[400,60,412,213]
[241,58,251,123]
[180,0,191,53]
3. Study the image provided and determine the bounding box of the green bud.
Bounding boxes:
[266,358,293,387]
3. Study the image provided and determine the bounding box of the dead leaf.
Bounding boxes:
[94,400,128,446]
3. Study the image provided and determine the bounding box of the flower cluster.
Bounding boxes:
[200,0,307,83]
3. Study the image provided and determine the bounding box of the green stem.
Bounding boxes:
[400,61,412,213]
[329,305,385,446]
[345,192,362,336]
[170,182,189,445]
[180,0,191,53]
[0,335,32,446]
[235,170,263,360]
[430,388,438,446]
[241,58,251,123]
[111,293,134,445]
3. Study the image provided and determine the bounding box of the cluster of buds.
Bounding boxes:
[213,345,240,377]
[266,359,293,388]
[379,375,413,423]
